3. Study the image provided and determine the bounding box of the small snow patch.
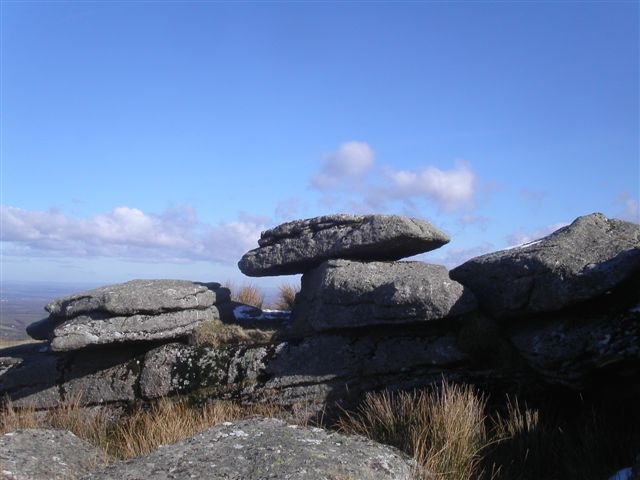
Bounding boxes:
[233,305,290,321]
[504,239,543,251]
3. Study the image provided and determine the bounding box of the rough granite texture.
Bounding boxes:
[84,417,416,480]
[45,279,226,318]
[238,214,450,276]
[0,429,107,480]
[293,259,477,331]
[50,307,219,351]
[450,213,640,318]
[508,306,640,389]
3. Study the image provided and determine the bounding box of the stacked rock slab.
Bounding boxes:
[27,279,230,351]
[239,213,473,333]
[238,213,450,276]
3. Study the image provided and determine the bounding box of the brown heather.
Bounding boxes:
[224,281,265,309]
[273,282,299,310]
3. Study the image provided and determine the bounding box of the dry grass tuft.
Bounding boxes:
[1,396,112,452]
[338,381,488,480]
[273,283,299,311]
[1,396,293,460]
[224,281,265,309]
[192,319,275,347]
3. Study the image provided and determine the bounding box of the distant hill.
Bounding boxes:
[0,282,100,340]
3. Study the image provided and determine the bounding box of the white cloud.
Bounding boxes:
[505,222,568,247]
[0,205,269,265]
[420,241,495,269]
[310,141,375,190]
[616,192,640,223]
[384,161,477,212]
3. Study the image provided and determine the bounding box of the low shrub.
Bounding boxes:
[273,282,299,311]
[224,281,264,309]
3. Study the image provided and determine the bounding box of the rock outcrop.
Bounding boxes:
[26,280,230,351]
[293,259,477,331]
[1,212,638,424]
[450,213,640,318]
[238,214,449,276]
[0,428,108,480]
[84,417,416,480]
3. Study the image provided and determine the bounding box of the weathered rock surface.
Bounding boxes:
[46,279,225,318]
[293,259,477,331]
[0,343,146,408]
[85,417,416,480]
[26,280,231,350]
[450,213,640,318]
[238,214,450,276]
[50,307,219,351]
[0,428,107,480]
[507,306,640,389]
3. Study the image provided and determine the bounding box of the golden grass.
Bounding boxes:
[224,281,264,309]
[106,399,285,458]
[0,396,292,460]
[2,381,636,478]
[338,381,488,480]
[192,319,275,347]
[272,282,299,311]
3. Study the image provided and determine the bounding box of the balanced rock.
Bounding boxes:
[0,428,107,479]
[85,417,415,480]
[293,259,477,332]
[26,280,230,351]
[450,213,640,318]
[238,214,449,276]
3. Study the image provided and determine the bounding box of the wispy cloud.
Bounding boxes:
[310,141,375,190]
[421,241,495,268]
[384,162,477,212]
[505,222,568,247]
[0,205,268,264]
[309,142,482,215]
[520,188,548,209]
[616,192,640,223]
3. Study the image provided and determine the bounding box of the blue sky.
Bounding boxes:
[1,1,638,290]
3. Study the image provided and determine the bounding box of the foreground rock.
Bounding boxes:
[238,214,450,276]
[451,213,640,318]
[293,259,477,331]
[26,280,230,351]
[0,428,107,480]
[85,417,416,480]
